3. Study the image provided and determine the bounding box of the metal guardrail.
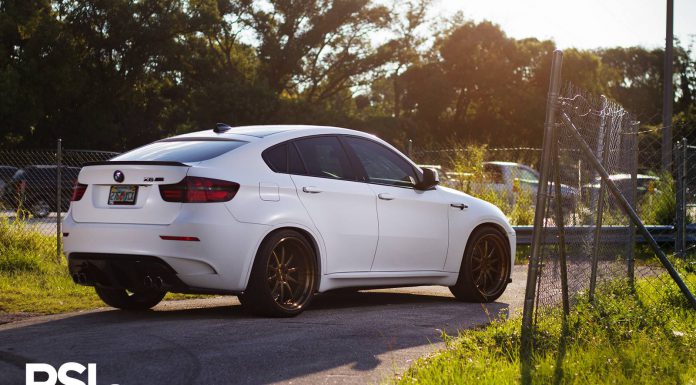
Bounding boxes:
[513,224,696,245]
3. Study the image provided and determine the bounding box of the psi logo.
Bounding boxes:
[26,363,116,385]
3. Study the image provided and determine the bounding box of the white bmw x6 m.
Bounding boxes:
[64,124,515,317]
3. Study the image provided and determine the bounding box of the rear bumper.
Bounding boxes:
[62,205,270,292]
[68,253,226,294]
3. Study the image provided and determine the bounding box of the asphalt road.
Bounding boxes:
[0,266,526,385]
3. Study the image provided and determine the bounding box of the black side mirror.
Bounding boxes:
[416,168,439,190]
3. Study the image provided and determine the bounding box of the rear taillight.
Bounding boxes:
[159,176,239,203]
[18,180,26,194]
[71,182,88,201]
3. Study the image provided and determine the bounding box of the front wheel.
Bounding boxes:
[242,230,317,317]
[450,227,511,302]
[95,287,166,310]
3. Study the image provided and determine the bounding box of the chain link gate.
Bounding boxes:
[520,50,696,372]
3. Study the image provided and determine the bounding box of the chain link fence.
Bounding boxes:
[0,141,117,257]
[520,51,696,375]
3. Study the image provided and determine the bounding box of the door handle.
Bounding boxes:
[302,186,322,194]
[450,203,468,210]
[378,193,395,201]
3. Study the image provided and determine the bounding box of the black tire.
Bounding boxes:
[243,229,317,317]
[450,226,511,302]
[94,286,166,310]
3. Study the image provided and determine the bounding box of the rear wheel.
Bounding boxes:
[242,230,317,317]
[450,227,511,302]
[95,287,166,310]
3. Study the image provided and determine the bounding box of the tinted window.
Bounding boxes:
[263,144,288,172]
[294,136,354,180]
[113,140,247,163]
[343,137,417,187]
[288,143,306,175]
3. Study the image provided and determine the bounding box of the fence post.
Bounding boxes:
[628,122,638,285]
[521,49,563,360]
[589,97,611,301]
[56,139,62,262]
[552,136,570,315]
[676,138,687,258]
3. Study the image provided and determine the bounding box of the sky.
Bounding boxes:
[432,0,696,50]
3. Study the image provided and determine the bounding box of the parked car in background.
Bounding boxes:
[447,161,578,208]
[581,174,660,202]
[0,166,18,202]
[1,165,81,217]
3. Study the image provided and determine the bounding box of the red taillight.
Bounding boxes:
[159,177,239,203]
[71,182,88,201]
[18,180,26,194]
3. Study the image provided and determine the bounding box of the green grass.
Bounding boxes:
[0,217,207,315]
[394,276,696,385]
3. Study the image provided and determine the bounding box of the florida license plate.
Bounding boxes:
[108,185,138,205]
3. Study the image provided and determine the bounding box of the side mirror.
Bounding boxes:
[416,168,439,190]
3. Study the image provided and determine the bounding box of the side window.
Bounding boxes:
[294,136,355,180]
[343,137,418,188]
[261,142,307,175]
[514,167,539,182]
[262,144,288,173]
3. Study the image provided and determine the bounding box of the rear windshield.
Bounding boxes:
[112,139,247,163]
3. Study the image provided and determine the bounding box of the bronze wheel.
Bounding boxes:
[450,227,511,302]
[243,230,317,317]
[266,237,315,311]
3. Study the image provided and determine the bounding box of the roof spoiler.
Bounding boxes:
[83,161,190,167]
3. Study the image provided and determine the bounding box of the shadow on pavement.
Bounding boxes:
[0,290,509,385]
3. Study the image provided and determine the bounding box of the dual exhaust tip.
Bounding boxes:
[143,275,165,290]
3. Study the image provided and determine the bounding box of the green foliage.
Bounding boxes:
[638,172,692,225]
[0,216,54,273]
[394,274,696,385]
[1,1,694,151]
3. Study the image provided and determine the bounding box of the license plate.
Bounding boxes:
[108,185,138,205]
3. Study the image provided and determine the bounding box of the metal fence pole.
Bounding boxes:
[589,98,611,301]
[56,139,62,262]
[521,49,563,355]
[676,138,687,258]
[552,136,570,315]
[561,112,696,309]
[628,123,638,285]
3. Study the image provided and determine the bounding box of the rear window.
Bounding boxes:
[112,140,247,163]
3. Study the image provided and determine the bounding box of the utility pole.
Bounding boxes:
[662,0,674,170]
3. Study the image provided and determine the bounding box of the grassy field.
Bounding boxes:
[394,276,696,385]
[0,217,206,315]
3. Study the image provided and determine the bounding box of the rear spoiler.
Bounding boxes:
[83,161,190,167]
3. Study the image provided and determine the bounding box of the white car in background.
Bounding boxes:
[64,125,515,317]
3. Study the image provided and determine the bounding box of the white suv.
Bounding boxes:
[64,125,515,317]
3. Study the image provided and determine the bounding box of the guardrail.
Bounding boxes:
[513,224,696,245]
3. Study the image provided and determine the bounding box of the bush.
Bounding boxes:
[638,172,692,225]
[0,217,55,273]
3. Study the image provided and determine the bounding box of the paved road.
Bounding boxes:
[0,266,526,385]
